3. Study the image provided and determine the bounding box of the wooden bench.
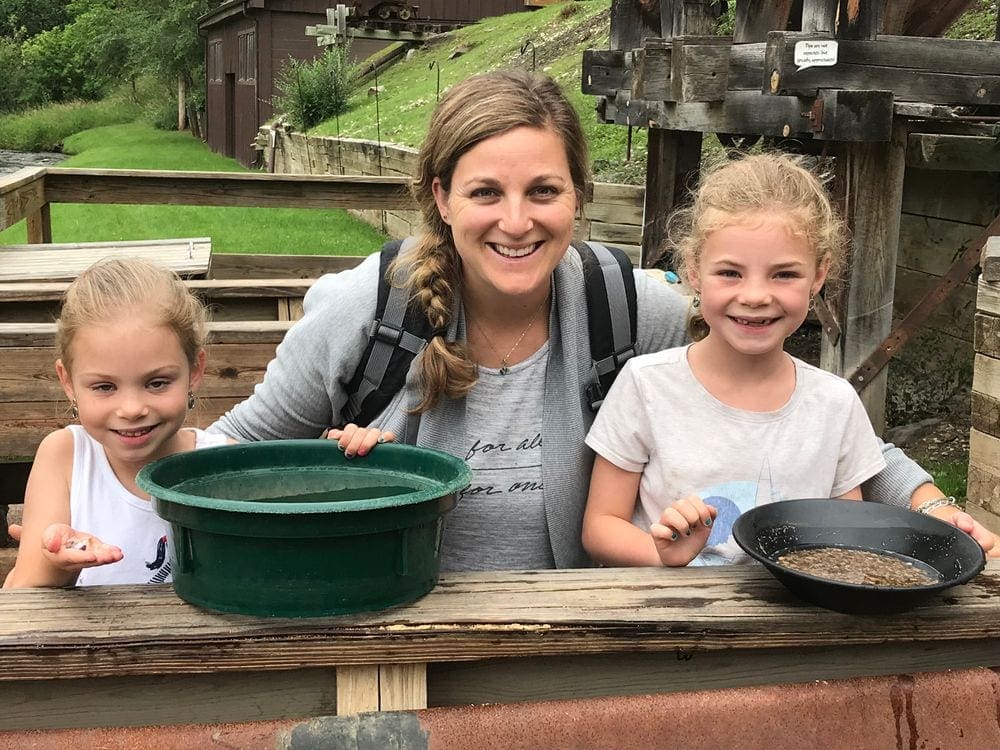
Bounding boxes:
[0,238,213,282]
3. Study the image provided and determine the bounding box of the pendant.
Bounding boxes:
[499,365,510,376]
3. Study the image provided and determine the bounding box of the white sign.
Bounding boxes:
[794,40,838,72]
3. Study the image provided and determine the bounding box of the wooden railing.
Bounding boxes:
[0,166,417,243]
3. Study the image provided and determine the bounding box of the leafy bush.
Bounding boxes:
[18,24,113,105]
[274,44,354,130]
[0,37,26,112]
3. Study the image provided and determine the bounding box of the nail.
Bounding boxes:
[337,443,345,452]
[670,532,678,541]
[685,530,691,537]
[377,435,386,444]
[704,518,713,527]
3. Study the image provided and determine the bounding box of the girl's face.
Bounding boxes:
[431,125,577,309]
[57,315,205,481]
[688,214,828,361]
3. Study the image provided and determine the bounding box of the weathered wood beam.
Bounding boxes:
[983,237,1000,283]
[902,0,980,38]
[801,0,838,34]
[821,122,908,432]
[660,0,721,39]
[42,169,415,210]
[766,32,1000,105]
[610,0,660,51]
[811,89,893,141]
[733,0,794,43]
[906,133,1000,172]
[0,167,46,232]
[835,0,883,40]
[631,36,732,102]
[582,49,629,96]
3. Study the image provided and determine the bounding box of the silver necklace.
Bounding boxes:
[472,297,548,375]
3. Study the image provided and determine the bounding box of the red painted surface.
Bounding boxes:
[3,668,999,749]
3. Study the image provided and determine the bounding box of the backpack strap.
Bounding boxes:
[575,240,637,412]
[343,237,432,426]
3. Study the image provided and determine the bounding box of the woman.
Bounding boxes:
[211,69,997,568]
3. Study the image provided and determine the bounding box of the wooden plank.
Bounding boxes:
[640,129,700,267]
[903,170,1000,226]
[766,33,1000,104]
[0,167,46,232]
[590,182,645,205]
[582,49,629,96]
[610,0,659,52]
[971,390,1000,440]
[835,0,880,39]
[897,214,983,279]
[0,565,998,683]
[0,668,339,731]
[336,665,379,715]
[907,134,1000,173]
[0,238,212,282]
[208,253,367,279]
[973,353,1000,401]
[978,278,1000,316]
[42,170,415,211]
[671,36,732,102]
[734,0,795,43]
[590,221,643,247]
[25,203,51,245]
[822,122,907,432]
[584,201,644,226]
[975,312,1000,357]
[0,278,315,304]
[983,237,1000,282]
[428,639,1000,706]
[0,320,293,348]
[801,0,838,33]
[380,663,427,711]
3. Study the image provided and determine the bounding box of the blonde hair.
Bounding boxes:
[667,152,848,339]
[399,68,590,413]
[57,257,208,374]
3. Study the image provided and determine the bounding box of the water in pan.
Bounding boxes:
[776,546,942,587]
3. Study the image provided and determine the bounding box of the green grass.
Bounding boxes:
[0,95,143,152]
[926,461,969,502]
[0,122,388,255]
[313,1,648,174]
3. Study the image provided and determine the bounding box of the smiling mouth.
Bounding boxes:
[113,426,155,438]
[730,316,778,327]
[490,242,541,258]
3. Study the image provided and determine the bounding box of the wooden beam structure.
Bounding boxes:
[586,0,1000,420]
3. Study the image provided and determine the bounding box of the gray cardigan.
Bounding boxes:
[212,246,931,568]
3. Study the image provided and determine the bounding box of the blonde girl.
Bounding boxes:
[4,258,229,588]
[582,153,887,567]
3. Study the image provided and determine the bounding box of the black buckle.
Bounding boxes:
[370,319,404,347]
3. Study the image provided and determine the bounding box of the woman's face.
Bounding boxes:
[432,125,578,305]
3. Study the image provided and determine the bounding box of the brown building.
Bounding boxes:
[200,0,535,167]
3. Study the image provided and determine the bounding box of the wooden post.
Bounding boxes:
[26,203,51,245]
[801,0,838,33]
[734,0,794,43]
[178,76,187,132]
[836,0,883,40]
[335,663,428,715]
[638,0,715,268]
[821,120,907,433]
[610,0,661,51]
[640,129,701,267]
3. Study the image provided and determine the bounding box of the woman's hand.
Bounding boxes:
[39,523,123,572]
[326,423,396,458]
[650,494,717,567]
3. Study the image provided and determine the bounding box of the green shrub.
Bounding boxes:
[0,95,141,151]
[274,44,354,130]
[0,37,26,113]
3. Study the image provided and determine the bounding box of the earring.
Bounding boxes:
[808,293,816,312]
[187,391,195,410]
[70,400,79,420]
[691,293,701,310]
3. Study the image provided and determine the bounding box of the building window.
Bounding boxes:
[208,39,223,83]
[238,31,256,83]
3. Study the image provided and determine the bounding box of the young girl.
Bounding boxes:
[3,258,229,588]
[582,153,887,567]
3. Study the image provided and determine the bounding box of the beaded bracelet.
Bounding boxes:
[915,496,958,515]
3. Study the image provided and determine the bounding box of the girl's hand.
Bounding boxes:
[326,423,396,458]
[40,523,123,572]
[650,495,717,566]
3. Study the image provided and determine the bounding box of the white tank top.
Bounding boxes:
[69,425,228,586]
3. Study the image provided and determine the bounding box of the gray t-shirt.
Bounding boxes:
[439,342,554,571]
[585,346,887,565]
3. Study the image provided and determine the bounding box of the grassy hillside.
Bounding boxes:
[311,0,647,182]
